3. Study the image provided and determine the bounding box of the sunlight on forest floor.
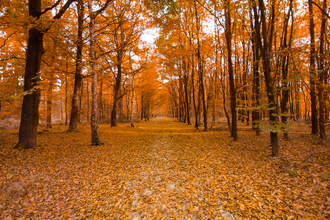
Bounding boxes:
[0,117,329,219]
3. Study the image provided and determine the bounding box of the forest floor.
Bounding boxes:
[0,117,329,219]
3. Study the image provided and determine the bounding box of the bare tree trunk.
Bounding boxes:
[88,0,100,145]
[225,0,237,140]
[15,0,75,149]
[111,57,123,127]
[130,74,135,127]
[15,27,43,149]
[141,93,144,120]
[194,0,207,131]
[280,0,293,140]
[98,78,103,122]
[65,61,68,125]
[87,80,90,122]
[257,0,279,156]
[118,86,123,121]
[308,0,319,134]
[111,19,124,127]
[47,31,57,128]
[68,0,84,131]
[191,56,198,129]
[129,56,135,127]
[318,0,327,139]
[249,8,260,136]
[15,0,43,149]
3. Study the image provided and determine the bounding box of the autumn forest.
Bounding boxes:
[0,0,330,219]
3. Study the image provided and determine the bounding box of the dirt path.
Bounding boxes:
[125,119,235,219]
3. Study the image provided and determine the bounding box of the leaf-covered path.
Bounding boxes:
[1,118,329,219]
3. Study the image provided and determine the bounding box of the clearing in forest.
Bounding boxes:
[0,117,329,219]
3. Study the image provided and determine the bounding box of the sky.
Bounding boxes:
[141,28,159,44]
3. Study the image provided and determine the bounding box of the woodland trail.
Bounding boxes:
[0,117,329,219]
[125,118,235,219]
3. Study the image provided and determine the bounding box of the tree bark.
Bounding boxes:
[47,31,57,129]
[68,0,84,132]
[185,72,191,125]
[253,0,279,156]
[194,0,207,131]
[88,0,100,145]
[15,28,43,149]
[308,0,319,134]
[111,19,124,127]
[15,0,75,149]
[15,0,44,149]
[280,0,293,140]
[111,50,123,127]
[318,0,327,139]
[130,73,135,127]
[249,8,260,136]
[225,0,237,140]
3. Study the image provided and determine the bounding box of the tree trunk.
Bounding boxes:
[184,60,191,125]
[14,0,75,149]
[15,0,43,149]
[88,0,100,145]
[46,32,57,129]
[318,0,327,139]
[68,0,84,131]
[46,69,53,128]
[225,0,237,140]
[257,0,279,156]
[191,56,198,129]
[249,8,260,136]
[194,0,207,131]
[280,0,293,140]
[65,62,68,125]
[87,80,90,122]
[99,78,103,121]
[130,75,135,127]
[15,28,43,149]
[111,19,124,127]
[308,0,319,134]
[111,55,123,127]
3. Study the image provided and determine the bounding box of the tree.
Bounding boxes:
[224,0,237,140]
[308,0,319,135]
[68,0,84,132]
[87,0,113,145]
[252,0,279,156]
[107,0,145,126]
[15,0,75,149]
[317,0,327,139]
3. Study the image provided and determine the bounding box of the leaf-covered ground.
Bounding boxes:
[0,117,329,219]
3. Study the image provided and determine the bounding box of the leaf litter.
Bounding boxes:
[0,118,329,219]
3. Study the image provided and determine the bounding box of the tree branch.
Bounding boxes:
[0,57,25,62]
[311,1,330,20]
[0,31,17,50]
[39,0,62,17]
[114,91,127,102]
[195,0,225,30]
[95,0,114,17]
[53,0,76,20]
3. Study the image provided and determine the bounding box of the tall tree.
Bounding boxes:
[308,0,319,135]
[280,0,293,140]
[87,0,113,145]
[109,0,144,126]
[317,0,327,139]
[68,0,84,132]
[15,0,75,149]
[252,0,279,156]
[224,0,237,140]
